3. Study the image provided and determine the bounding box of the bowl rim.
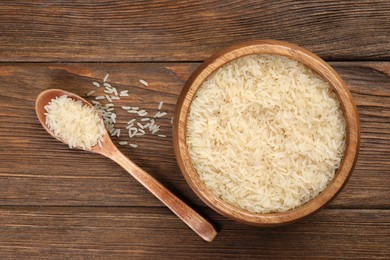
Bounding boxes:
[173,40,360,226]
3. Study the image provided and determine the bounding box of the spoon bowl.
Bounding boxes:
[36,89,217,242]
[36,89,93,149]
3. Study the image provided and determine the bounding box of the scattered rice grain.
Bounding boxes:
[138,110,147,116]
[103,82,112,88]
[87,90,95,97]
[157,112,167,117]
[140,79,148,87]
[120,90,129,97]
[127,119,136,124]
[158,101,164,110]
[111,128,119,137]
[103,74,109,82]
[110,113,116,124]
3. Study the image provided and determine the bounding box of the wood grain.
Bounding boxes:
[1,1,389,258]
[0,62,388,210]
[0,1,389,62]
[0,207,389,259]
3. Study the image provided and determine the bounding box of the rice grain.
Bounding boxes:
[186,54,346,214]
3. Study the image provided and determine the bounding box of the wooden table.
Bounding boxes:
[1,1,389,259]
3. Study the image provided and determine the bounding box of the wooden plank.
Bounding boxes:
[0,62,389,208]
[0,207,388,259]
[329,63,390,209]
[0,1,389,62]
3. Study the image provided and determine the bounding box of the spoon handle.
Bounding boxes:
[108,148,217,242]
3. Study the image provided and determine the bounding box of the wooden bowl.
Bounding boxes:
[173,40,360,226]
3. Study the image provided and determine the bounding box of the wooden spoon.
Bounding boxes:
[35,89,217,242]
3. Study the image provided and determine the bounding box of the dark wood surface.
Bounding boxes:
[1,1,390,62]
[0,1,389,259]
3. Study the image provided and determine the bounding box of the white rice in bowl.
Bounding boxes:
[186,54,346,214]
